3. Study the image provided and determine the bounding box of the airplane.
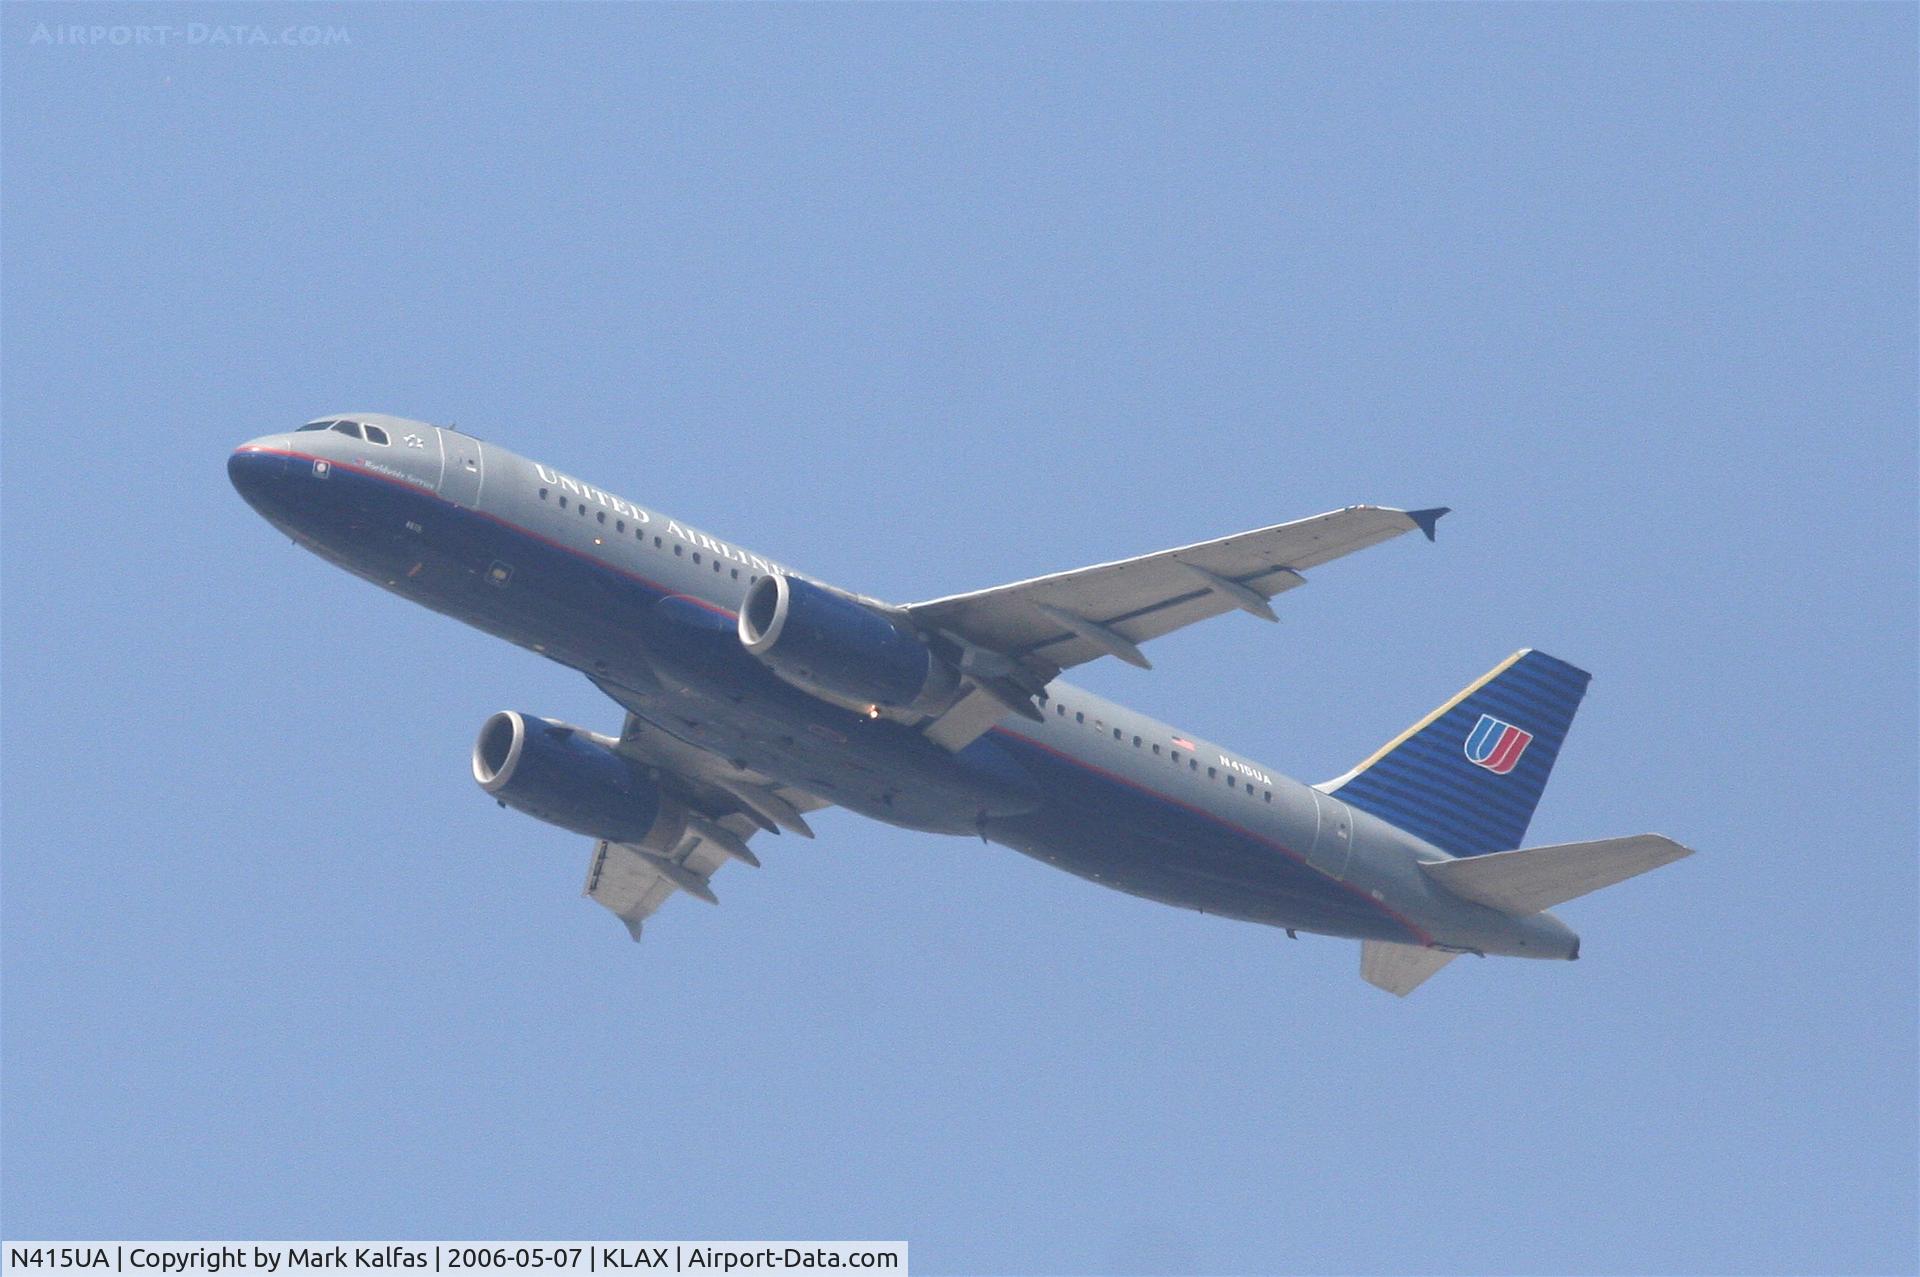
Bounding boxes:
[228,413,1693,996]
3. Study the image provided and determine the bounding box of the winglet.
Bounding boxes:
[1407,507,1450,542]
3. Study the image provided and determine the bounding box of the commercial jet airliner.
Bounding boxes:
[230,413,1692,995]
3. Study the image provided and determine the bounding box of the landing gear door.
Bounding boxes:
[1307,789,1354,880]
[438,428,484,507]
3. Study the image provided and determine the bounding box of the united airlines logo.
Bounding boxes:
[1464,714,1533,775]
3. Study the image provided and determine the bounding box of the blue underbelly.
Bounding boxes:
[270,460,1415,943]
[983,732,1417,942]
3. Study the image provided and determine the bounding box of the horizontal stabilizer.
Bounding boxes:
[1421,834,1693,916]
[1361,941,1458,996]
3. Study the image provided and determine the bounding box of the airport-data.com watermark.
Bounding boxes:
[27,22,350,47]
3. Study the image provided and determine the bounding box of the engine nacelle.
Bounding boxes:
[738,573,958,715]
[472,710,686,849]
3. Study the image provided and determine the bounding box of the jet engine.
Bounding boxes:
[738,573,959,716]
[472,710,686,850]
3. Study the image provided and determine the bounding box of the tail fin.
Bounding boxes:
[1323,649,1591,857]
[1421,834,1694,915]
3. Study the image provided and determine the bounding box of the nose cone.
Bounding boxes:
[228,437,290,509]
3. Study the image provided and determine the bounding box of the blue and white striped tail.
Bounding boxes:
[1323,650,1591,858]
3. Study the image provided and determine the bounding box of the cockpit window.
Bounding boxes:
[298,419,388,444]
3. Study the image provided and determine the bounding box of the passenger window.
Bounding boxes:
[597,511,607,524]
[364,425,390,446]
[693,552,702,565]
[330,421,363,440]
[1152,744,1161,755]
[1207,767,1217,779]
[1112,728,1121,740]
[654,536,663,548]
[731,568,739,579]
[1264,791,1272,803]
[1075,712,1085,724]
[1190,759,1198,771]
[539,488,549,500]
[674,545,683,556]
[578,505,587,517]
[1227,777,1236,789]
[616,520,625,533]
[1056,704,1065,717]
[1132,735,1141,748]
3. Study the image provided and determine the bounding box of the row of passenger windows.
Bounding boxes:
[298,419,391,445]
[1046,697,1273,803]
[536,487,762,583]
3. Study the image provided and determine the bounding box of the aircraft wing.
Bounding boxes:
[579,702,833,940]
[905,505,1446,674]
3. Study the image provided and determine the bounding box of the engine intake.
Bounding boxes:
[473,710,685,850]
[738,573,957,715]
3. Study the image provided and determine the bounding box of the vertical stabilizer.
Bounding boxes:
[1323,650,1590,857]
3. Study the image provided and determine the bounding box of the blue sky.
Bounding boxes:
[3,5,1914,1273]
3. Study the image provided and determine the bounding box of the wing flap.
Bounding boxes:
[577,689,835,938]
[583,840,681,940]
[582,817,762,939]
[905,506,1440,671]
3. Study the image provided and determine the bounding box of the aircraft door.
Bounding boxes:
[1307,789,1354,880]
[438,429,484,507]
